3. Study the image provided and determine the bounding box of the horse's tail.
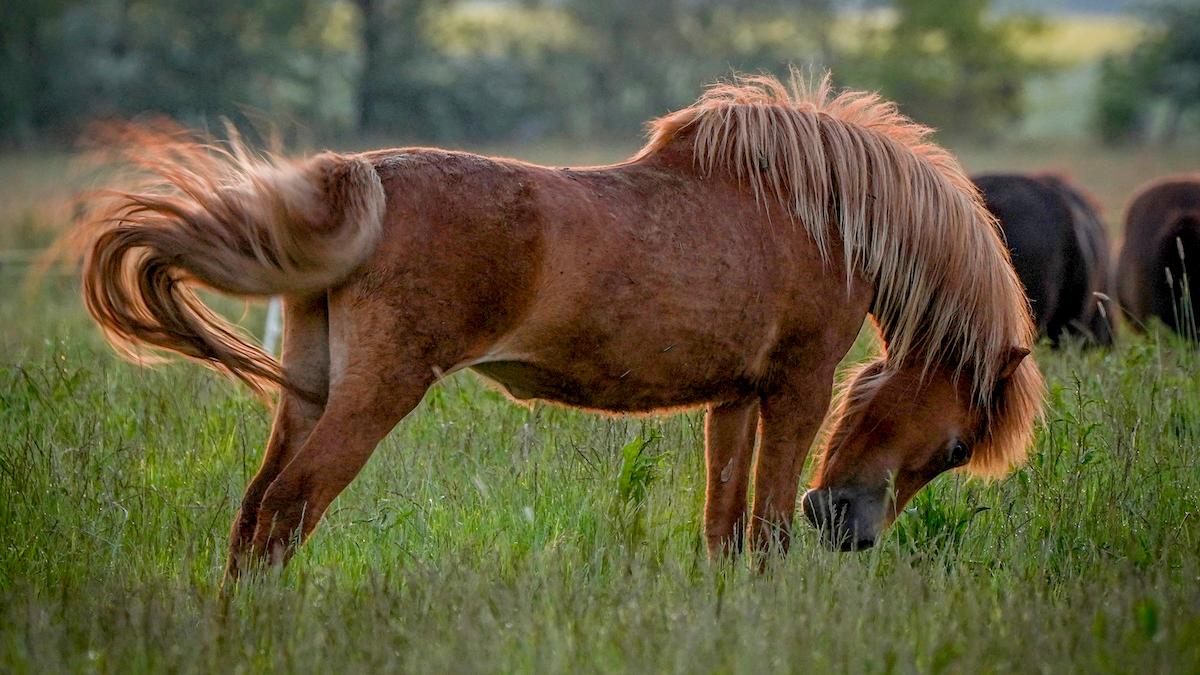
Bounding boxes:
[77,124,386,396]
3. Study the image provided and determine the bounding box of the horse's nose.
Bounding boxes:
[802,488,875,551]
[801,488,849,529]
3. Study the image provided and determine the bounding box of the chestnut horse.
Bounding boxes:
[1117,176,1200,339]
[77,75,1042,577]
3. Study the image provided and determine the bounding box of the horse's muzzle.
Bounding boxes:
[801,487,881,551]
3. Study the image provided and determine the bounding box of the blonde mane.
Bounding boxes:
[635,73,1042,476]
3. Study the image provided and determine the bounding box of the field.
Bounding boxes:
[2,139,1199,673]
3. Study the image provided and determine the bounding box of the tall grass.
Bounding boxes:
[2,265,1199,673]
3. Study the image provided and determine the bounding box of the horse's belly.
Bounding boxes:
[466,291,785,412]
[469,354,757,413]
[470,361,610,408]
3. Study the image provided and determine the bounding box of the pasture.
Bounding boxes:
[2,140,1199,673]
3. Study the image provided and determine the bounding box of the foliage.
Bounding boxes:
[0,0,1070,146]
[1094,0,1200,143]
[844,0,1046,138]
[560,0,835,136]
[0,0,77,140]
[0,0,357,144]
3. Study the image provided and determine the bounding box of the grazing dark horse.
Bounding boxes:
[75,75,1042,577]
[1117,176,1200,339]
[973,173,1115,346]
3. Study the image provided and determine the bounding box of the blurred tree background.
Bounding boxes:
[842,0,1044,138]
[0,0,1193,147]
[1095,0,1200,142]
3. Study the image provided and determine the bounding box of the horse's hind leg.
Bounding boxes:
[243,285,451,569]
[703,397,759,558]
[248,357,435,567]
[225,294,329,582]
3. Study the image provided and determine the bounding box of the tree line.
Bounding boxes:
[1,0,1195,147]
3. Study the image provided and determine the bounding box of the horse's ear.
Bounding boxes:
[997,346,1029,382]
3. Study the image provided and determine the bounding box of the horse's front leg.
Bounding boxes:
[703,397,760,558]
[225,294,329,584]
[748,373,835,556]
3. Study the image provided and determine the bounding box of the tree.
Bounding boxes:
[0,0,80,142]
[353,0,450,135]
[848,0,1042,139]
[0,0,356,145]
[561,0,835,137]
[1095,0,1200,143]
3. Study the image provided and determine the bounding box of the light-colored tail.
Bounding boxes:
[77,123,385,396]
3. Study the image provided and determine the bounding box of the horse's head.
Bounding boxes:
[801,348,1032,551]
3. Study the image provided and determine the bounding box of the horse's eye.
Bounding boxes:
[948,441,971,467]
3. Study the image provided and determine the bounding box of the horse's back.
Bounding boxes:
[1122,178,1200,243]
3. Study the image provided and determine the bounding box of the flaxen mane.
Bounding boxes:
[637,73,1042,476]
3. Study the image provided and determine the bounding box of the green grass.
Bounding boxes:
[3,142,1200,673]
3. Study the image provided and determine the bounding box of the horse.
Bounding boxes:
[1117,176,1200,339]
[75,74,1043,578]
[973,173,1115,347]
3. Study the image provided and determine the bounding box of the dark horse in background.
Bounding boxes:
[1117,176,1200,339]
[974,173,1115,346]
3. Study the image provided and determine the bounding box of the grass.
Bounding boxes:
[2,139,1200,673]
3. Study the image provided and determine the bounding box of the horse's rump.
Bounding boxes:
[1117,176,1200,335]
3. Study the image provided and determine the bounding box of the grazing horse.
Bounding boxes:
[1117,176,1200,339]
[76,75,1042,577]
[973,173,1115,346]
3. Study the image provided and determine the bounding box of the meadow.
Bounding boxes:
[2,139,1199,673]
